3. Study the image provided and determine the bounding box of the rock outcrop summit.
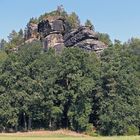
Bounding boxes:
[25,16,107,54]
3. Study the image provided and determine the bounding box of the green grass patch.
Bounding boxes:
[0,135,140,140]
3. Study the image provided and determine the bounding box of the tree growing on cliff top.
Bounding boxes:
[85,19,95,31]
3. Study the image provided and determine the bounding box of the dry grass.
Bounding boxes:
[0,129,86,137]
[0,130,139,140]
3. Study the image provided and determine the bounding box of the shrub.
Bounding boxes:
[125,125,139,136]
[85,124,98,136]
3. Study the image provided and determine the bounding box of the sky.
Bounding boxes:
[0,0,140,42]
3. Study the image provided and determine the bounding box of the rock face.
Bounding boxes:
[43,33,64,52]
[38,17,66,39]
[64,26,107,54]
[25,16,107,55]
[52,19,65,33]
[38,17,66,51]
[38,20,52,38]
[64,26,98,46]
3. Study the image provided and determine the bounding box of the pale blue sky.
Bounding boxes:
[0,0,140,42]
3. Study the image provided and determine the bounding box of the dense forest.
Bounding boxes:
[0,7,140,136]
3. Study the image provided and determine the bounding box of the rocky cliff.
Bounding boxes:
[25,16,107,54]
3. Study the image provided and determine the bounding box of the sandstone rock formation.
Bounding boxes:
[25,16,107,55]
[43,33,64,52]
[38,17,66,38]
[38,20,52,38]
[64,26,107,54]
[38,17,65,51]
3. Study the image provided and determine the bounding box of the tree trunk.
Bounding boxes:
[23,112,27,131]
[28,116,32,130]
[15,125,18,132]
[49,119,52,128]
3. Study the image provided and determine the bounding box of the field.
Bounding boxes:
[0,130,139,140]
[0,135,140,140]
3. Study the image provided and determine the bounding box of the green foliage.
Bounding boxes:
[125,125,139,136]
[29,17,38,24]
[0,38,139,135]
[0,39,7,50]
[85,19,95,30]
[66,12,80,30]
[5,29,24,53]
[97,32,112,46]
[0,51,7,65]
[0,43,100,132]
[38,5,67,23]
[0,6,139,136]
[58,48,100,131]
[97,41,140,135]
[85,123,98,136]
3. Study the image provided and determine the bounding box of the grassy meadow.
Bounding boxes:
[0,133,139,140]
